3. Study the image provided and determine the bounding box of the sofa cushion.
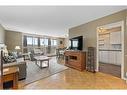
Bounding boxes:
[3,56,16,63]
[16,58,24,63]
[3,62,19,67]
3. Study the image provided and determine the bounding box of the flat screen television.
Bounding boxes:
[69,36,83,50]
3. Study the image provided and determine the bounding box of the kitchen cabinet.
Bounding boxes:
[116,51,122,65]
[99,51,109,63]
[110,31,121,44]
[99,51,105,63]
[104,34,110,49]
[99,50,122,65]
[103,51,109,63]
[99,34,110,49]
[109,51,116,64]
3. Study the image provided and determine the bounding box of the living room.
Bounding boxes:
[1,6,127,91]
[0,20,68,89]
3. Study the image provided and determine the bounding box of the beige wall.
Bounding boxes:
[0,24,5,44]
[5,30,23,52]
[69,9,127,78]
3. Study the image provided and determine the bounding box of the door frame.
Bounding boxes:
[96,21,124,79]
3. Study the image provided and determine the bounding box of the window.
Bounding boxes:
[40,38,44,46]
[39,38,49,46]
[51,39,57,46]
[54,40,57,46]
[44,38,49,46]
[27,37,33,45]
[33,38,38,45]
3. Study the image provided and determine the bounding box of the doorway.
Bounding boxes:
[96,21,124,78]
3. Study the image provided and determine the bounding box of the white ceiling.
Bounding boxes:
[0,6,126,37]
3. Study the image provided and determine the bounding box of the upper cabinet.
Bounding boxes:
[110,31,121,45]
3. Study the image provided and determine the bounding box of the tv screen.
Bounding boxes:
[72,40,78,47]
[69,36,83,50]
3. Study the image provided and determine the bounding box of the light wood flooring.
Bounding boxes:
[19,68,127,89]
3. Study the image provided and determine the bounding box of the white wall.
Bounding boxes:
[0,24,5,43]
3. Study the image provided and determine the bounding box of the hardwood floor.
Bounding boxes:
[19,68,127,89]
[99,63,121,78]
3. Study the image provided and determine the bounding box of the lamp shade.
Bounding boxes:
[15,46,20,50]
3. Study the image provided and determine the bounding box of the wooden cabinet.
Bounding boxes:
[64,50,86,71]
[110,31,121,44]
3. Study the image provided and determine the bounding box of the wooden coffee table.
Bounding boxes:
[34,56,51,69]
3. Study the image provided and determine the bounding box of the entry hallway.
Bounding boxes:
[19,68,127,89]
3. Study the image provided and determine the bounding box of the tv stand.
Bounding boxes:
[64,50,86,71]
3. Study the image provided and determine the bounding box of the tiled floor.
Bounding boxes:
[20,68,127,89]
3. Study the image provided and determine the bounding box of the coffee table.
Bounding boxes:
[34,56,51,69]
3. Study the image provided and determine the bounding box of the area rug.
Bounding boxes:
[21,57,68,86]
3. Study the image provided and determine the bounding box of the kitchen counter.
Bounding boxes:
[99,49,121,51]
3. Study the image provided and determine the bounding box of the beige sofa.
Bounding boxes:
[3,61,27,80]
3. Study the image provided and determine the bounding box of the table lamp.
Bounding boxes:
[15,46,20,50]
[15,46,20,55]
